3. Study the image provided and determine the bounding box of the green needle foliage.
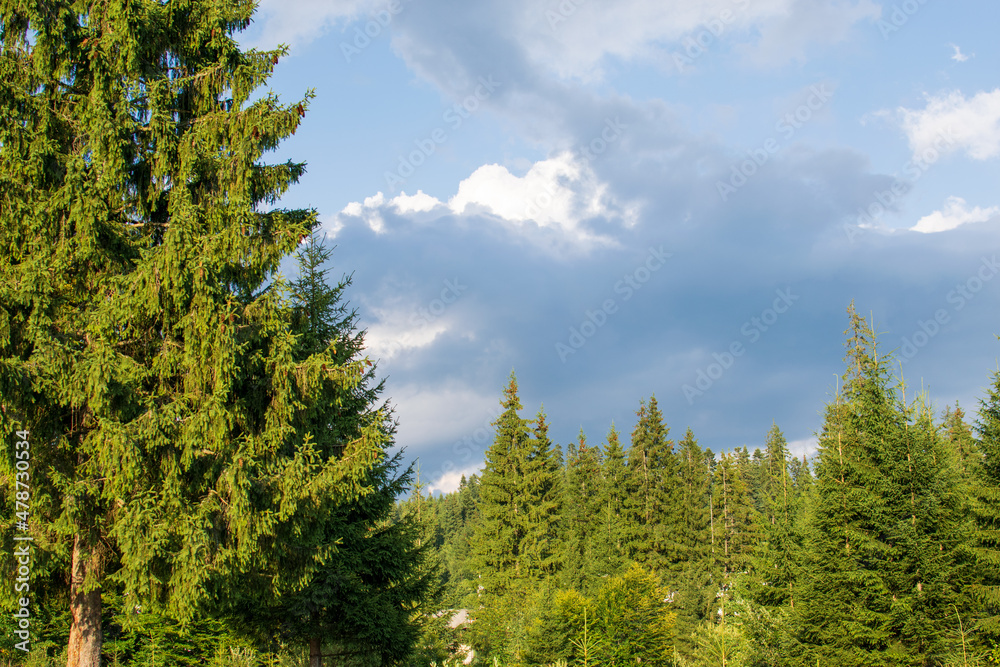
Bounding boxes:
[591,424,628,580]
[622,396,680,570]
[792,305,969,666]
[221,234,436,664]
[0,2,388,663]
[561,430,602,593]
[972,367,1000,644]
[472,372,535,597]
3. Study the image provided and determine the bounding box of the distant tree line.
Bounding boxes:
[407,306,1000,667]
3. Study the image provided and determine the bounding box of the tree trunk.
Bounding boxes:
[67,534,103,667]
[309,637,322,667]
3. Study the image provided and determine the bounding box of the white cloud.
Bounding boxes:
[949,44,971,62]
[743,0,880,67]
[341,192,387,233]
[912,196,999,234]
[787,436,818,459]
[334,153,640,249]
[517,0,880,79]
[449,153,639,236]
[363,316,449,361]
[427,464,483,495]
[393,190,444,214]
[359,276,467,362]
[898,89,1000,161]
[245,0,879,75]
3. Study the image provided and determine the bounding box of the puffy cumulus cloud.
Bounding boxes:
[340,192,387,233]
[897,89,1000,162]
[335,154,640,251]
[393,190,444,215]
[450,153,639,237]
[912,196,1000,234]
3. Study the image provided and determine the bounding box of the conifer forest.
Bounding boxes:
[1,2,999,667]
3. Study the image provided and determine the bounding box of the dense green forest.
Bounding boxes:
[1,1,999,666]
[404,308,1000,667]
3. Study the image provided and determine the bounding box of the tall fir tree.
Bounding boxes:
[711,451,754,581]
[792,306,968,666]
[622,396,679,570]
[471,372,534,597]
[592,424,628,580]
[0,4,385,665]
[943,403,979,481]
[746,424,800,610]
[972,367,1000,645]
[675,428,712,564]
[672,428,714,660]
[560,429,603,592]
[438,474,480,606]
[522,407,562,579]
[224,234,436,666]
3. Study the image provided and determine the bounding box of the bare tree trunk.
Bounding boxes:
[309,637,322,667]
[67,534,102,667]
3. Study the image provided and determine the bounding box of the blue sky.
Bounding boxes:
[240,0,1000,493]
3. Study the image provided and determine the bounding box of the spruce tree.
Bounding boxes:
[522,408,562,579]
[972,368,1000,645]
[438,475,480,606]
[746,424,799,610]
[561,429,603,592]
[0,4,384,664]
[622,396,679,569]
[471,372,534,597]
[593,424,628,580]
[676,428,712,565]
[672,428,714,659]
[223,235,436,666]
[792,306,967,666]
[711,451,754,581]
[943,403,979,481]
